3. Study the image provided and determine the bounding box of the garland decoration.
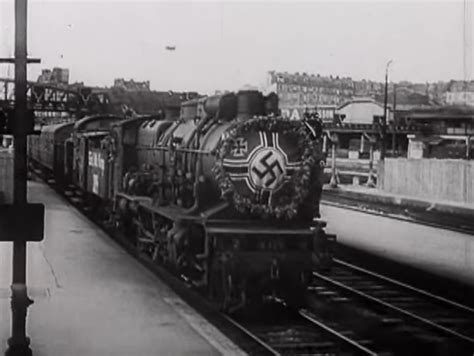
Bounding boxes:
[212,115,319,220]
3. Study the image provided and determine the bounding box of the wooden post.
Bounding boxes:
[366,142,376,188]
[466,136,471,159]
[329,134,338,188]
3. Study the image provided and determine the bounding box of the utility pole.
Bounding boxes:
[381,60,393,160]
[0,1,42,355]
[392,83,397,155]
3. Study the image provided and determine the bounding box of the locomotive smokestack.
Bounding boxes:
[237,90,265,119]
[204,93,237,120]
[265,92,279,116]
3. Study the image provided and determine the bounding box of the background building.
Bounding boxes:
[264,70,464,123]
[266,70,355,107]
[336,98,388,124]
[113,78,151,91]
[444,80,474,106]
[37,67,69,86]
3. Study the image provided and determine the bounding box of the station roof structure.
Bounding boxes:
[405,106,474,120]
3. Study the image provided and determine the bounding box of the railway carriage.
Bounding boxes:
[70,115,123,195]
[28,122,74,182]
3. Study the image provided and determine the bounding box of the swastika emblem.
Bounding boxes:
[231,137,248,157]
[222,131,302,204]
[249,148,286,190]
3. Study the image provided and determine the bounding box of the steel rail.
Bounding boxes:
[312,269,474,344]
[30,168,377,355]
[225,310,379,356]
[334,258,474,314]
[223,315,281,356]
[298,309,379,356]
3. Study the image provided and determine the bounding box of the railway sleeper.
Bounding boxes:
[348,283,387,290]
[380,317,404,325]
[307,285,330,292]
[329,296,351,303]
[272,341,336,350]
[329,274,365,280]
[315,290,339,296]
[327,271,361,278]
[430,317,473,326]
[386,301,432,309]
[381,297,420,303]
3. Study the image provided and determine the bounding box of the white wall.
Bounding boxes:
[382,158,474,204]
[446,91,474,106]
[337,101,384,124]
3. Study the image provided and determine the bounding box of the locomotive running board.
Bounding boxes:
[125,194,230,223]
[204,223,315,235]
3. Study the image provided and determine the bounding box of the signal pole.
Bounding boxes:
[0,1,41,355]
[8,0,32,354]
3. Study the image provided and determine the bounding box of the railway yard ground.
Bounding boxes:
[0,180,245,356]
[321,185,474,297]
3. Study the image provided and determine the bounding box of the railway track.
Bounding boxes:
[35,173,474,355]
[225,306,381,355]
[38,177,366,355]
[41,175,388,355]
[311,258,474,353]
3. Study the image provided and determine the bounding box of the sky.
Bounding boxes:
[0,0,471,93]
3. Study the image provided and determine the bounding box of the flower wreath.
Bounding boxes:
[212,116,319,220]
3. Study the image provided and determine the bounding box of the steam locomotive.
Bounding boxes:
[29,90,335,311]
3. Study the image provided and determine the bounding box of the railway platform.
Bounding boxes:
[0,181,245,356]
[323,184,474,217]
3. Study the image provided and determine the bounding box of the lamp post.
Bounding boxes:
[381,60,393,160]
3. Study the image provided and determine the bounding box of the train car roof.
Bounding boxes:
[74,114,124,131]
[113,114,163,127]
[107,89,201,114]
[40,121,75,134]
[79,131,110,137]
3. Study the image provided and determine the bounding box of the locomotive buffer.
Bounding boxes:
[0,0,43,355]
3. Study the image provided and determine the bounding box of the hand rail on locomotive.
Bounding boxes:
[135,145,214,155]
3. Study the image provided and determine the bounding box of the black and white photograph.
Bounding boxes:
[1,0,474,355]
